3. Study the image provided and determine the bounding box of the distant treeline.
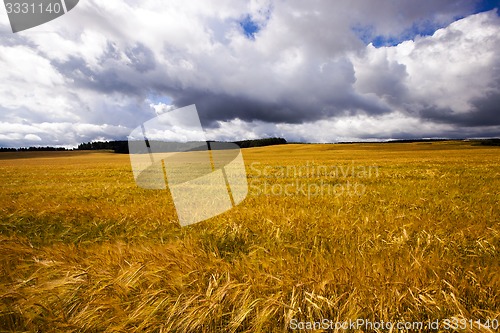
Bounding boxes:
[233,137,287,148]
[477,138,500,146]
[77,141,128,152]
[77,137,288,153]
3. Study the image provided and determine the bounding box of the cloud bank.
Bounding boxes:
[0,0,499,146]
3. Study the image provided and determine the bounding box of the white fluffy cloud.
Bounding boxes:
[0,1,499,147]
[354,11,500,113]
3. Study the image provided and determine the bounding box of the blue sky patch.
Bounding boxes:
[147,94,171,105]
[372,21,445,47]
[355,0,499,48]
[474,0,500,14]
[239,15,260,39]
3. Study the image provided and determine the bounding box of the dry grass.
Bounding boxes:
[0,142,499,332]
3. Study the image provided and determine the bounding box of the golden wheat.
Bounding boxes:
[0,142,499,332]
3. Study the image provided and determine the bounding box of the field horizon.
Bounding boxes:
[1,141,499,332]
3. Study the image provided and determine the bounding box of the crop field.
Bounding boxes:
[0,141,499,332]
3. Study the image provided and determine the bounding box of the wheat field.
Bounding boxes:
[0,141,499,332]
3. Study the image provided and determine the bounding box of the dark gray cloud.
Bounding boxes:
[52,56,141,95]
[125,43,156,73]
[421,91,500,127]
[169,88,391,128]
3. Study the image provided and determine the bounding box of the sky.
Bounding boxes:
[0,0,499,147]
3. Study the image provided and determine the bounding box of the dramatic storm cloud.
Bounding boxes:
[0,0,499,147]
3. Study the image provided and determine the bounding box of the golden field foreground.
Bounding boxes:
[0,142,499,332]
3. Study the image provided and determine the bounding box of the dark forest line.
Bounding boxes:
[0,137,288,153]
